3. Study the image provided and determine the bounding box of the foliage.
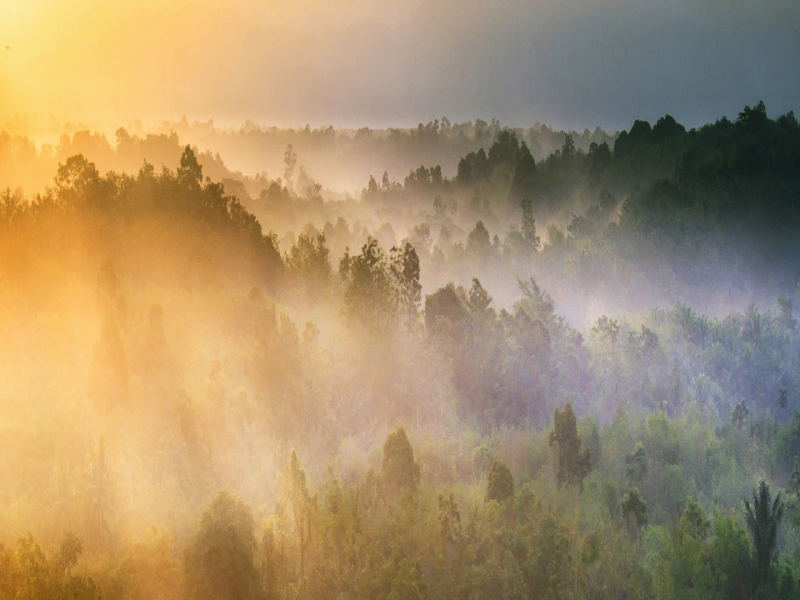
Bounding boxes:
[485,459,514,503]
[382,426,420,496]
[550,403,591,487]
[745,480,784,594]
[183,491,262,600]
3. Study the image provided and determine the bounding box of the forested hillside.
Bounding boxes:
[1,104,800,600]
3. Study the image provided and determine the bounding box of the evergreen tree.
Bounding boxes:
[625,442,647,485]
[622,487,648,533]
[382,426,420,495]
[485,459,514,503]
[549,403,590,486]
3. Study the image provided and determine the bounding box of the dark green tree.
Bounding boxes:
[549,403,590,486]
[589,141,612,177]
[732,400,749,430]
[530,514,570,600]
[485,459,514,503]
[625,442,647,485]
[680,499,710,540]
[622,487,648,533]
[745,480,784,594]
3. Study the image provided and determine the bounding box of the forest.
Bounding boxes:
[1,102,800,600]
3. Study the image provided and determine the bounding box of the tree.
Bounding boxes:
[183,491,262,600]
[8,532,99,600]
[438,493,461,597]
[790,460,800,496]
[382,426,420,496]
[625,442,647,485]
[777,296,796,331]
[561,133,576,163]
[287,232,331,299]
[466,221,491,258]
[509,143,538,224]
[589,141,612,177]
[282,450,314,598]
[390,242,422,332]
[54,154,109,211]
[438,493,461,545]
[485,459,514,503]
[621,487,648,533]
[732,400,749,430]
[530,514,570,600]
[520,194,540,250]
[468,278,492,315]
[177,145,203,191]
[283,144,297,182]
[665,500,714,599]
[549,403,590,487]
[745,480,783,594]
[339,238,397,334]
[262,526,289,600]
[425,283,468,337]
[680,499,710,540]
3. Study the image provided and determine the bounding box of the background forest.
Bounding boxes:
[1,103,800,600]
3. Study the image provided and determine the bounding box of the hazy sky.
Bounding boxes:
[1,0,798,131]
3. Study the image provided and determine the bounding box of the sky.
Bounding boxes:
[1,0,798,132]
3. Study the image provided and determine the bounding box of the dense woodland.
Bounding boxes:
[1,103,800,599]
[0,117,614,198]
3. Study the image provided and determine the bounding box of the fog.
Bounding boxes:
[2,3,800,600]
